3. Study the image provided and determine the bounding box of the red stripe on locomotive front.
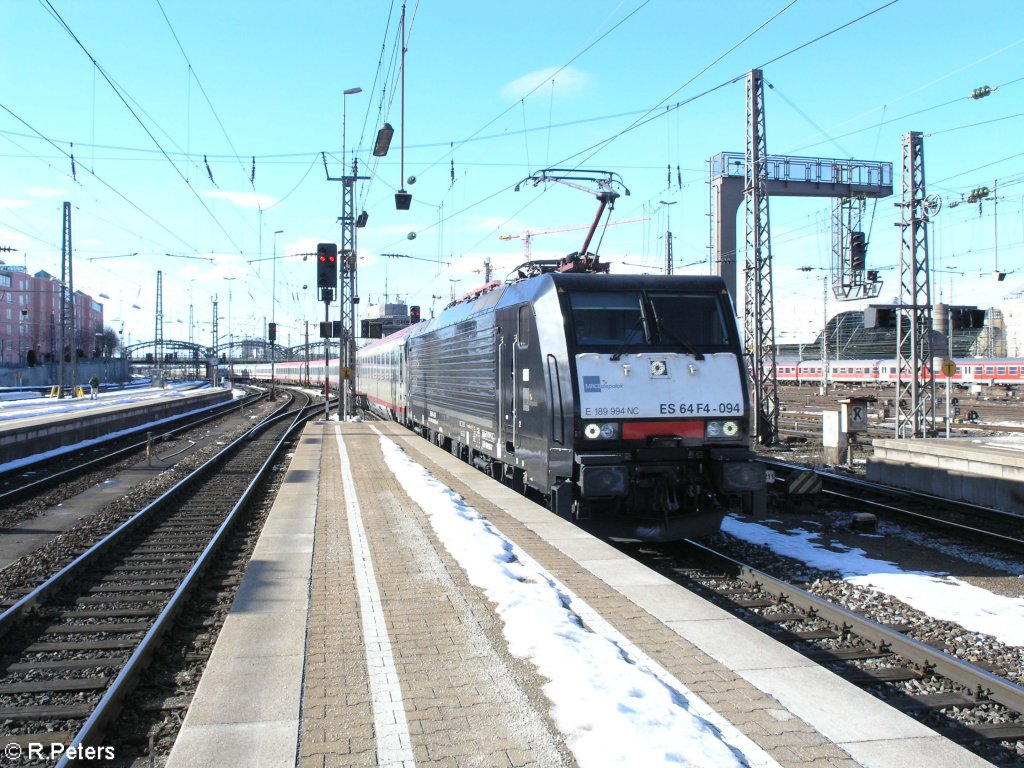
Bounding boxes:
[622,421,704,440]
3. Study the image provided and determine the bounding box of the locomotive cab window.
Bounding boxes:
[570,291,645,346]
[569,289,733,353]
[647,293,731,348]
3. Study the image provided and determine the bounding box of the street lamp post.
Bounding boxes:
[272,229,283,399]
[18,310,27,368]
[342,87,362,173]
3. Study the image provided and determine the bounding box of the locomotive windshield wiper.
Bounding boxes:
[653,321,704,360]
[609,316,647,361]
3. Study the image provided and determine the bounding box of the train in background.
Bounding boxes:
[253,259,768,541]
[772,358,1024,388]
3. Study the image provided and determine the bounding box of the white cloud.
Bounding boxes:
[201,189,278,209]
[0,198,31,209]
[26,187,68,199]
[501,66,590,101]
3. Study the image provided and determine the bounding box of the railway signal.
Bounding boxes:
[850,231,867,271]
[316,243,338,289]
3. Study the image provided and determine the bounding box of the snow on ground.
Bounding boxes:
[0,381,236,424]
[722,516,1024,647]
[379,435,777,768]
[0,382,241,473]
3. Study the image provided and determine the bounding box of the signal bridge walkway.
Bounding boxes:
[166,420,987,767]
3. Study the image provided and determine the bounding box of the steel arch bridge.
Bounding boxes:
[122,338,341,364]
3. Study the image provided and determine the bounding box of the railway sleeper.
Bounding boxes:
[933,720,1024,743]
[800,646,894,663]
[0,703,93,720]
[755,611,806,623]
[4,656,126,673]
[895,691,988,712]
[1,732,75,749]
[56,607,164,619]
[0,677,109,695]
[43,620,151,634]
[24,638,137,652]
[835,665,925,684]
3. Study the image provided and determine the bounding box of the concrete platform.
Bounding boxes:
[0,397,262,570]
[167,421,991,767]
[869,436,1024,512]
[0,387,233,467]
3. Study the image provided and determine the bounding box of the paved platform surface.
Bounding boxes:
[166,420,990,768]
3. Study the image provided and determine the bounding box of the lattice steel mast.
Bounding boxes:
[59,202,73,396]
[211,297,219,384]
[895,131,936,438]
[339,158,364,419]
[743,69,778,444]
[155,270,164,385]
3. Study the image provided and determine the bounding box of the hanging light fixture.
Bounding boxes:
[373,123,394,157]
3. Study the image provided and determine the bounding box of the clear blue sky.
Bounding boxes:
[2,1,1022,351]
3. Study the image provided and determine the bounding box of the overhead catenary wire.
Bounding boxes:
[37,0,244,254]
[155,0,256,193]
[0,100,200,255]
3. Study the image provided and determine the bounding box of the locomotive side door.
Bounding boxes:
[498,308,518,454]
[506,334,520,452]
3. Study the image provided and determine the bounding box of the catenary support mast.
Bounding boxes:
[59,202,72,396]
[895,131,936,438]
[155,271,164,385]
[743,69,778,445]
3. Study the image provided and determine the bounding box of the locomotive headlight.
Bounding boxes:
[584,422,619,440]
[705,420,741,439]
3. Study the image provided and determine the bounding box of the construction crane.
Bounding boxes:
[499,217,646,259]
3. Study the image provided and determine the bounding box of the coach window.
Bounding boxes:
[518,305,530,348]
[997,367,1006,376]
[1011,367,1019,376]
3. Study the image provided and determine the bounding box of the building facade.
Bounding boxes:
[0,263,104,367]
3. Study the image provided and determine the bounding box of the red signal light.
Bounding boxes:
[316,243,338,288]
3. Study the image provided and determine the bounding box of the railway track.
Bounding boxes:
[762,458,1024,555]
[0,390,318,766]
[776,384,1024,443]
[623,538,1024,766]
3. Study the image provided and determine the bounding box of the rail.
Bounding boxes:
[684,539,1024,717]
